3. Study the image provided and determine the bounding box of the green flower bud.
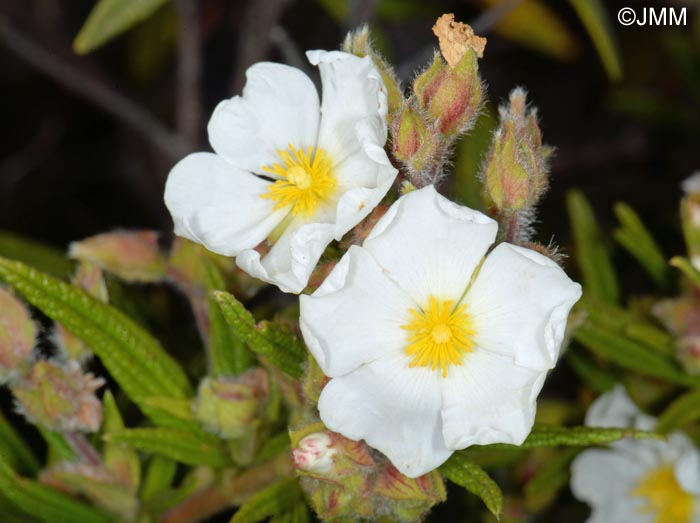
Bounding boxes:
[12,360,104,432]
[69,230,166,283]
[482,88,550,215]
[193,368,268,440]
[343,25,403,115]
[391,100,441,176]
[0,288,36,383]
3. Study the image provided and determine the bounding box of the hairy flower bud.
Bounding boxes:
[0,288,35,383]
[391,100,441,176]
[482,88,550,216]
[13,360,104,432]
[292,432,337,475]
[193,368,268,440]
[343,25,403,115]
[69,230,166,283]
[681,172,700,270]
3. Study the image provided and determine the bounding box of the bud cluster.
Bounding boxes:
[291,427,445,522]
[0,288,36,383]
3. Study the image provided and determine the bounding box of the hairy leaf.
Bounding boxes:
[230,478,300,523]
[0,257,190,404]
[214,291,305,378]
[0,412,39,475]
[104,428,231,468]
[102,391,141,492]
[440,453,503,518]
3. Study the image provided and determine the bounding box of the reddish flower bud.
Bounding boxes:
[0,288,35,383]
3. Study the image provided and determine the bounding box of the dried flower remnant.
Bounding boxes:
[432,13,486,67]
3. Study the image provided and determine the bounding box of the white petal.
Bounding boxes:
[440,349,546,449]
[236,219,335,294]
[208,63,320,174]
[331,117,397,240]
[570,449,649,523]
[675,444,700,495]
[164,152,286,256]
[318,353,451,478]
[300,246,415,377]
[466,243,582,371]
[585,385,644,428]
[307,50,387,161]
[363,185,498,304]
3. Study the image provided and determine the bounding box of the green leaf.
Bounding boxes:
[73,0,169,54]
[517,424,661,448]
[230,478,300,523]
[104,428,231,468]
[38,428,76,462]
[440,453,503,518]
[657,389,700,434]
[574,323,695,386]
[102,391,141,492]
[140,455,177,503]
[613,202,670,287]
[0,231,73,279]
[0,455,114,523]
[140,396,202,433]
[523,448,580,511]
[670,256,700,289]
[566,190,619,303]
[214,291,305,379]
[0,412,39,475]
[271,501,310,523]
[568,0,623,82]
[0,257,190,405]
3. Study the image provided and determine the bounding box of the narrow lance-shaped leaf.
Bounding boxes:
[657,388,700,434]
[574,322,696,386]
[140,455,177,503]
[0,412,40,475]
[613,202,670,288]
[568,0,623,82]
[214,291,305,379]
[670,256,700,289]
[230,478,301,523]
[566,190,619,303]
[0,257,191,405]
[102,391,141,492]
[0,230,73,279]
[0,455,114,523]
[440,453,503,518]
[73,0,170,54]
[104,428,231,468]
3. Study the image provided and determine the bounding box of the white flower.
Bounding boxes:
[299,185,582,477]
[165,51,397,293]
[571,385,700,523]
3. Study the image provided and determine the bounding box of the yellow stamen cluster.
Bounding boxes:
[631,466,693,523]
[261,145,336,217]
[401,295,475,377]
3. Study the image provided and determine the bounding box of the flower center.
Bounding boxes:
[261,145,336,217]
[401,295,475,377]
[631,466,693,523]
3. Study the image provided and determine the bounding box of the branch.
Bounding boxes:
[0,15,193,161]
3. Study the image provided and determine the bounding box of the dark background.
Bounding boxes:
[0,1,698,521]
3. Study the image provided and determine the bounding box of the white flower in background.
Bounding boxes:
[300,185,582,478]
[165,51,397,293]
[571,386,700,523]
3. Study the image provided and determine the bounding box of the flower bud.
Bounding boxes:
[677,336,700,375]
[413,51,483,138]
[374,463,446,522]
[681,172,700,270]
[69,230,166,283]
[391,100,441,176]
[193,368,268,440]
[343,25,403,115]
[292,433,337,475]
[40,462,138,519]
[54,262,108,362]
[12,360,104,432]
[0,288,35,383]
[482,88,550,215]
